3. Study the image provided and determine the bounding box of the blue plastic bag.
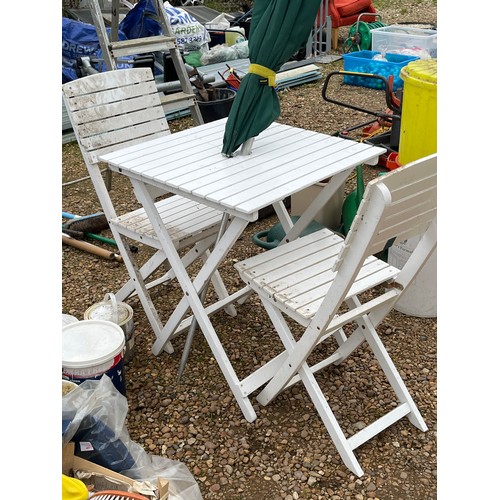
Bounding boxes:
[118,0,163,40]
[62,17,133,82]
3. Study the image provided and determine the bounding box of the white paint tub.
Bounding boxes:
[62,320,126,396]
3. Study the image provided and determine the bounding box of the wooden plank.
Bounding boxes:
[80,119,171,153]
[69,92,162,124]
[109,36,176,57]
[63,68,155,98]
[78,108,167,139]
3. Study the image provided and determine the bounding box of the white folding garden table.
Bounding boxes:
[99,118,385,422]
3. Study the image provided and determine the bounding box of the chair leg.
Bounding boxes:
[104,167,112,191]
[200,250,237,317]
[110,230,175,354]
[300,362,365,476]
[115,236,236,317]
[257,299,365,476]
[115,248,168,302]
[360,317,428,431]
[252,296,427,476]
[332,28,339,50]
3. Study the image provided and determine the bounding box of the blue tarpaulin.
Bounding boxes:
[62,17,132,82]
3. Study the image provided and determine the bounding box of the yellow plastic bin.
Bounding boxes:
[389,58,437,318]
[398,58,437,165]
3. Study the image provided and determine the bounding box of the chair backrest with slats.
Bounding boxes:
[332,154,437,290]
[62,68,170,166]
[62,68,170,217]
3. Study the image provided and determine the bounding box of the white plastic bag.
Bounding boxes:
[200,40,249,65]
[62,376,202,500]
[163,1,211,51]
[205,13,231,30]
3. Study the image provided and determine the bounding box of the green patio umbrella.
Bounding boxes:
[221,0,322,157]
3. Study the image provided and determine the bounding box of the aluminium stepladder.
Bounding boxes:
[87,0,204,124]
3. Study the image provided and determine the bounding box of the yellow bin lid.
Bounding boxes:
[401,58,437,87]
[62,475,88,500]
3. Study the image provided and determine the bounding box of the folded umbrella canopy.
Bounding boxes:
[221,0,322,157]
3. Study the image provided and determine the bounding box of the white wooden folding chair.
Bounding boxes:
[62,68,236,353]
[235,154,437,476]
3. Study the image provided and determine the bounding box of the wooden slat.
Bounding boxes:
[333,156,437,273]
[77,107,167,139]
[80,120,170,154]
[160,92,197,114]
[236,228,401,321]
[69,92,162,124]
[370,207,437,253]
[65,81,159,113]
[109,35,176,57]
[160,92,196,105]
[63,68,155,98]
[294,265,398,320]
[87,131,169,164]
[111,196,222,248]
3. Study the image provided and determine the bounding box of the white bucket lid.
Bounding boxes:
[62,320,125,369]
[62,313,79,327]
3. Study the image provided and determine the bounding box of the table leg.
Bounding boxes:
[131,179,257,421]
[177,212,231,381]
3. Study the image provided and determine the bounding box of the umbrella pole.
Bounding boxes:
[240,138,255,155]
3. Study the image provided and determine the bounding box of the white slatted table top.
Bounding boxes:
[100,118,386,221]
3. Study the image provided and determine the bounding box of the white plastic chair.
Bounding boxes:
[62,68,236,352]
[234,154,437,476]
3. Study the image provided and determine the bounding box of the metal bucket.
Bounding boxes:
[84,293,135,364]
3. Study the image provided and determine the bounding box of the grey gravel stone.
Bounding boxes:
[62,2,437,498]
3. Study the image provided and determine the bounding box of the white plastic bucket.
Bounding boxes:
[84,293,135,364]
[388,235,437,317]
[62,319,126,396]
[62,313,78,327]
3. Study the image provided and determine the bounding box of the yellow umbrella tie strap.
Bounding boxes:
[248,64,276,87]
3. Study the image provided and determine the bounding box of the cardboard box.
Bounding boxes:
[63,443,169,499]
[291,181,345,231]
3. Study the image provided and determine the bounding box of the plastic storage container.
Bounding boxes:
[342,50,419,90]
[398,58,437,165]
[371,25,437,59]
[388,59,437,318]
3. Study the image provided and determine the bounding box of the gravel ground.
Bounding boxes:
[62,1,438,498]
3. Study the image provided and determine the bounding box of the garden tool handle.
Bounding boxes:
[62,233,123,262]
[322,70,401,118]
